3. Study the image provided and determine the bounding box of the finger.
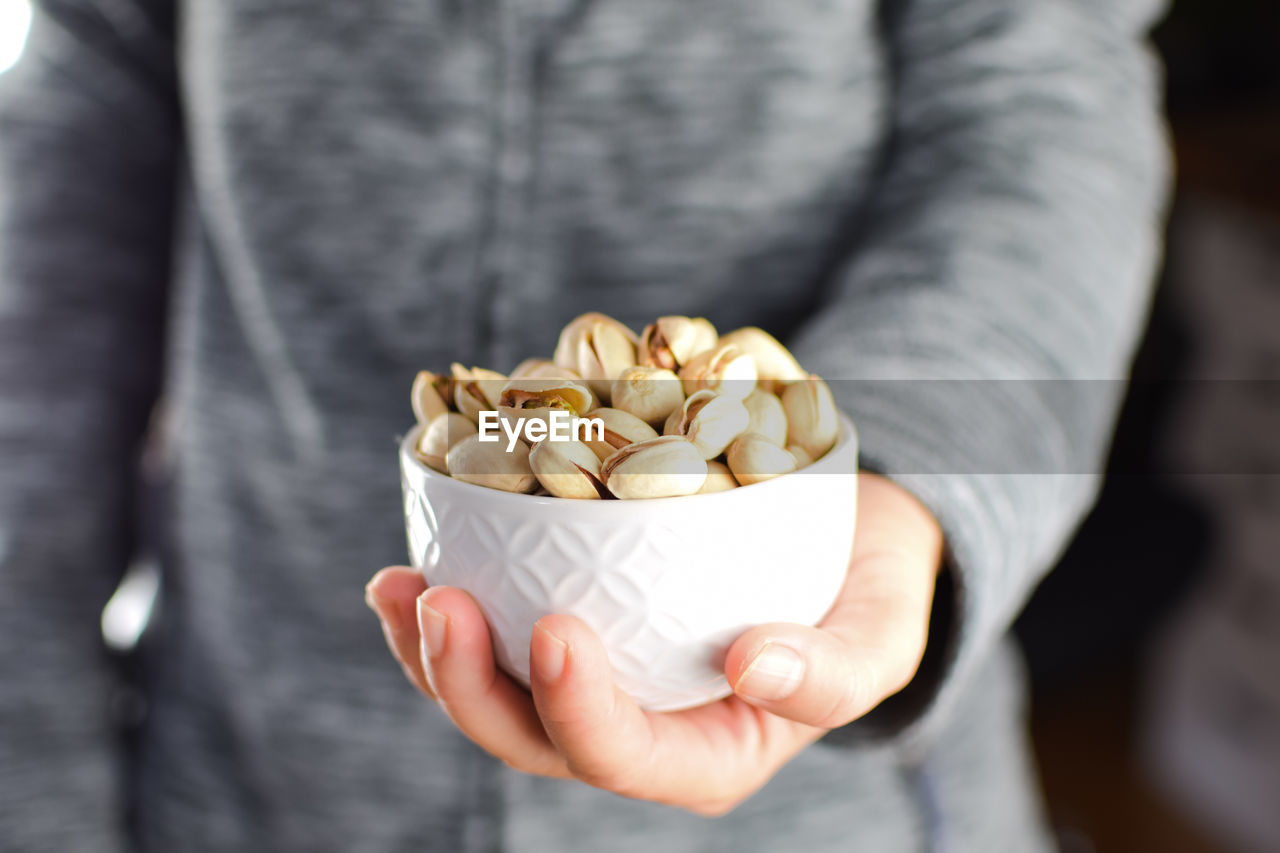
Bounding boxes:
[725,473,942,728]
[419,587,571,779]
[365,567,433,697]
[528,615,661,796]
[725,552,934,727]
[532,616,828,814]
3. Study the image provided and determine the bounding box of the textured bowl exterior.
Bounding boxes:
[400,417,858,711]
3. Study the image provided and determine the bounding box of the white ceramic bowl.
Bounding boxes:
[399,416,858,711]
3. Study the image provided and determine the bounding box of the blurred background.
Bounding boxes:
[1012,2,1280,852]
[2,1,1277,850]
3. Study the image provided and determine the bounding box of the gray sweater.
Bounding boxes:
[0,1,1168,851]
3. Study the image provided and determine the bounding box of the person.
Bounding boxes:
[0,0,1169,850]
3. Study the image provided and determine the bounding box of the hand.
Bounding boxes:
[365,472,942,816]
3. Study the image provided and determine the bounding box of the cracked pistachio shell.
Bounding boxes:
[610,366,685,426]
[663,389,749,460]
[782,376,839,459]
[417,412,477,473]
[697,460,739,494]
[529,439,606,500]
[446,434,537,494]
[509,358,583,381]
[496,377,596,440]
[601,436,707,499]
[718,327,807,394]
[742,388,788,446]
[582,407,659,462]
[505,365,599,414]
[451,364,508,423]
[498,377,593,415]
[411,370,456,424]
[677,343,756,400]
[787,444,815,470]
[552,312,638,403]
[726,433,798,486]
[638,316,718,371]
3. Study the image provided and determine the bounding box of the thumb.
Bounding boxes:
[724,550,936,729]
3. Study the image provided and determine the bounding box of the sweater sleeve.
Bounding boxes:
[787,0,1171,744]
[0,2,179,848]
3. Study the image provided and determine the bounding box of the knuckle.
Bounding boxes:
[872,630,927,702]
[819,642,924,728]
[885,655,918,696]
[566,758,631,793]
[817,661,876,728]
[563,726,654,794]
[502,753,565,779]
[682,775,753,817]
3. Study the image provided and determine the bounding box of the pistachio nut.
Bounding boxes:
[787,444,815,470]
[782,376,839,459]
[451,364,507,423]
[610,365,685,426]
[445,434,538,494]
[742,388,788,446]
[697,459,739,494]
[663,389,749,460]
[677,343,756,400]
[498,378,593,414]
[509,358,583,381]
[416,412,477,473]
[638,316,718,371]
[718,327,807,393]
[552,312,638,403]
[496,377,595,438]
[410,370,455,424]
[529,439,607,500]
[726,433,798,486]
[601,436,707,499]
[582,407,660,462]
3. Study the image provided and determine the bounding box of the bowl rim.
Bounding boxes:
[400,413,857,512]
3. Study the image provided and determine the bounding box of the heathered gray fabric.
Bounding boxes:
[0,0,1168,851]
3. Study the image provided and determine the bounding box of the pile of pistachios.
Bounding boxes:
[409,313,839,499]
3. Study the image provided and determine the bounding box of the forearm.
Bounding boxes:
[789,0,1171,740]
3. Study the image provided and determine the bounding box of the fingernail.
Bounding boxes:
[736,643,805,701]
[417,594,448,657]
[532,623,568,682]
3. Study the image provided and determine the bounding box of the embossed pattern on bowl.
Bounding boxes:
[400,417,858,711]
